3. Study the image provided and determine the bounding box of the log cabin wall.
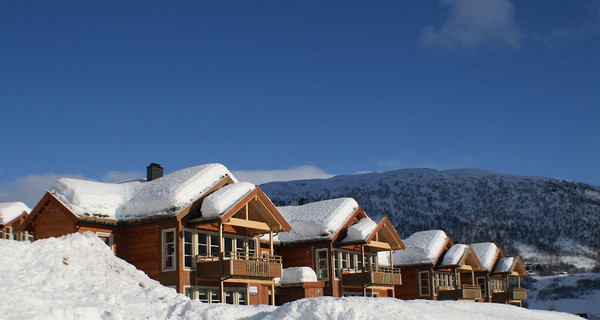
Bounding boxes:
[394,267,432,300]
[31,205,76,239]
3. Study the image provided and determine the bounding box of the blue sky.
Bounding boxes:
[1,0,600,206]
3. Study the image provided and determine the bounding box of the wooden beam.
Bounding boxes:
[366,240,391,250]
[224,217,270,232]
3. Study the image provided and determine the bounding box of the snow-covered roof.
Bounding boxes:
[50,163,237,221]
[274,198,359,243]
[393,230,449,266]
[341,217,377,243]
[439,244,469,267]
[471,242,500,272]
[201,182,256,218]
[0,202,31,225]
[492,257,515,274]
[280,267,318,284]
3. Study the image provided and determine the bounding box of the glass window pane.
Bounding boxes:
[198,289,209,303]
[210,290,219,303]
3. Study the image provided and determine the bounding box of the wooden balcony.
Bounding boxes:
[341,266,401,287]
[196,252,282,279]
[511,287,527,300]
[491,288,526,303]
[437,284,482,301]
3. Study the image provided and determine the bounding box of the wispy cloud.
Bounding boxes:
[419,0,521,50]
[0,173,84,208]
[232,165,335,185]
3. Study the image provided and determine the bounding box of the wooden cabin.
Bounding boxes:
[20,163,291,306]
[471,243,528,306]
[270,198,405,302]
[0,202,33,242]
[392,230,483,301]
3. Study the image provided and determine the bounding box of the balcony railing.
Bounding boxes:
[196,252,282,279]
[491,287,526,303]
[437,284,482,301]
[341,266,401,286]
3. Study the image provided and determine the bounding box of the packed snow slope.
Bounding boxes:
[0,233,581,320]
[261,168,600,268]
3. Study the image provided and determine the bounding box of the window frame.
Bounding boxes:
[418,271,431,297]
[315,248,330,280]
[162,228,177,271]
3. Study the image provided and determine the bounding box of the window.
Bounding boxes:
[247,238,256,256]
[210,235,220,256]
[223,288,247,305]
[477,277,487,298]
[23,231,34,242]
[316,248,329,280]
[187,287,221,303]
[162,229,176,271]
[197,233,208,256]
[5,227,12,240]
[96,232,114,251]
[419,271,430,296]
[184,230,194,268]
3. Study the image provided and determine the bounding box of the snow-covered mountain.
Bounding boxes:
[261,168,600,271]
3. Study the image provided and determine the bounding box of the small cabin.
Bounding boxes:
[0,202,33,242]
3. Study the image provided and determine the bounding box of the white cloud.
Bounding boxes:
[101,170,145,183]
[232,165,335,185]
[420,0,521,49]
[0,173,84,208]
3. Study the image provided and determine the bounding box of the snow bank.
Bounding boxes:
[440,244,469,267]
[201,182,256,217]
[280,267,318,284]
[263,297,579,320]
[342,217,377,242]
[275,198,359,243]
[0,233,581,320]
[0,201,30,225]
[471,242,499,272]
[0,232,272,320]
[50,163,236,220]
[393,230,449,266]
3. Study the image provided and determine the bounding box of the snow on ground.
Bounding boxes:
[527,273,600,320]
[517,242,598,271]
[0,233,582,320]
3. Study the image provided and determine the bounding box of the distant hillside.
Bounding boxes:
[261,169,600,270]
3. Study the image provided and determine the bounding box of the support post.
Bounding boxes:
[219,223,224,303]
[361,245,366,297]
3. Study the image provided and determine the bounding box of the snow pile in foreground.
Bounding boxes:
[0,232,271,320]
[0,233,581,320]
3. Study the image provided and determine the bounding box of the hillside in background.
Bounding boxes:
[261,169,600,271]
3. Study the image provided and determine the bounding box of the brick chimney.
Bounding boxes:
[147,163,164,181]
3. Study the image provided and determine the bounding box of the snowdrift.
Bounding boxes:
[0,233,581,320]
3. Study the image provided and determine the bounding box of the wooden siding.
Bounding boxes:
[394,267,433,300]
[32,208,76,239]
[196,259,282,279]
[277,282,325,305]
[119,222,162,281]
